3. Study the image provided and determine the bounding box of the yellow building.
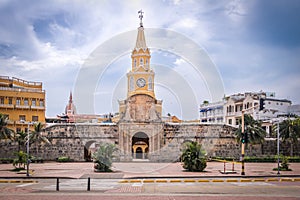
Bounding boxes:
[0,76,45,132]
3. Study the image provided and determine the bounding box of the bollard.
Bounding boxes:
[232,161,235,172]
[224,161,226,173]
[56,178,59,191]
[87,177,90,191]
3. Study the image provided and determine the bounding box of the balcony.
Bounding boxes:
[31,105,45,110]
[15,105,30,109]
[0,104,14,109]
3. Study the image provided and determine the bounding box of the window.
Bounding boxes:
[39,100,44,107]
[228,119,232,125]
[32,116,38,121]
[140,58,144,66]
[134,59,137,69]
[16,128,21,133]
[0,97,4,104]
[19,115,26,121]
[8,98,12,105]
[32,99,36,106]
[24,98,29,106]
[16,98,21,105]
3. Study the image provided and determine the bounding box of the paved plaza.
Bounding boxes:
[0,161,300,179]
[1,161,300,200]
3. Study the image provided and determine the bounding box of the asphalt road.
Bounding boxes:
[1,178,299,200]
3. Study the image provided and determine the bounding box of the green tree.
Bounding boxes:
[93,143,117,172]
[181,141,207,172]
[276,118,300,156]
[15,130,27,152]
[0,113,14,140]
[30,122,50,156]
[235,114,266,144]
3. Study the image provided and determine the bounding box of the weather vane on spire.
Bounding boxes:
[138,10,144,27]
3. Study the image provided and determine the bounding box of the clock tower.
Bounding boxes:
[119,11,162,122]
[127,11,155,99]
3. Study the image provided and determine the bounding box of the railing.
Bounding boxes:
[0,104,14,108]
[12,77,42,86]
[15,105,30,109]
[31,105,45,110]
[0,86,44,93]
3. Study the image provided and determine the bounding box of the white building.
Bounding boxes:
[199,100,225,124]
[200,91,294,135]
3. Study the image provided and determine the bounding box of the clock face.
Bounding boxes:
[136,78,146,88]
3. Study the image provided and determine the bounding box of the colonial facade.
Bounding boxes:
[0,76,45,132]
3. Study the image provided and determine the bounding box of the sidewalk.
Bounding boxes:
[0,161,300,179]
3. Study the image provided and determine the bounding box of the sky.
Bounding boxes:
[0,0,299,120]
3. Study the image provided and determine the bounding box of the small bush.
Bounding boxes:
[181,142,207,172]
[57,156,73,162]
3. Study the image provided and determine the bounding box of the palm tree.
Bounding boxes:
[276,118,300,156]
[30,122,50,157]
[235,114,266,145]
[15,130,27,152]
[93,143,117,172]
[181,141,207,172]
[0,113,14,140]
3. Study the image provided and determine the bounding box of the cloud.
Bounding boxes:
[0,0,299,119]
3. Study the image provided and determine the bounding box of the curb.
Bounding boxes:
[118,177,300,184]
[0,180,38,184]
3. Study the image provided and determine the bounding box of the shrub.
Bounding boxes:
[93,143,117,172]
[57,156,73,162]
[181,141,207,172]
[13,151,27,169]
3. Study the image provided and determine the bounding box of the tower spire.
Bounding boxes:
[135,10,147,50]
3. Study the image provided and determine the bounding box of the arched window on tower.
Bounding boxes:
[134,59,137,69]
[145,59,148,68]
[140,58,144,66]
[148,77,153,90]
[130,76,134,91]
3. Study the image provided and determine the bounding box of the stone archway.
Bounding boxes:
[132,132,149,159]
[84,140,96,161]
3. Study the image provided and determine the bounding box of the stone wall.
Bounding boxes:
[0,123,299,162]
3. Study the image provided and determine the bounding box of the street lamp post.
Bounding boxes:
[26,122,30,177]
[277,122,280,175]
[240,104,259,176]
[241,110,245,175]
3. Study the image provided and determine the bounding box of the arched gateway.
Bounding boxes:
[132,132,149,159]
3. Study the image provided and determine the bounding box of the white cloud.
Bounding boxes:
[0,0,299,118]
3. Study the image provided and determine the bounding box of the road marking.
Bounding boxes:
[143,179,155,183]
[170,179,182,183]
[281,178,293,182]
[198,179,210,182]
[156,179,168,183]
[240,179,252,182]
[253,179,265,182]
[212,179,224,182]
[129,180,141,183]
[184,179,196,183]
[226,179,238,182]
